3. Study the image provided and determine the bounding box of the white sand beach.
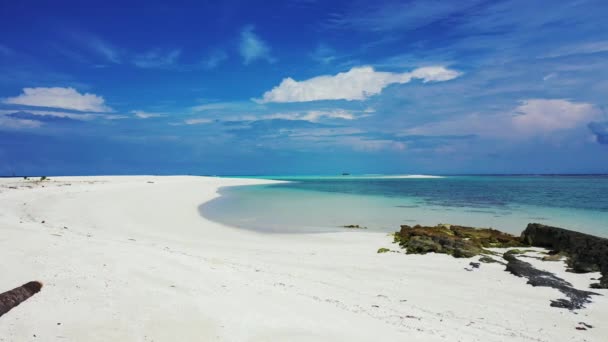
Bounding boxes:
[0,176,606,341]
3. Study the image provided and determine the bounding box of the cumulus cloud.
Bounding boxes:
[257,66,461,103]
[2,87,112,112]
[408,99,600,139]
[239,26,274,65]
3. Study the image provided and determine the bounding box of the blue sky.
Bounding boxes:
[1,0,607,175]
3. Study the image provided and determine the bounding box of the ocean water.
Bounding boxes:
[200,175,608,237]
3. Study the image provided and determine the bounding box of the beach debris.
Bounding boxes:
[342,224,366,229]
[504,252,598,310]
[0,281,43,318]
[578,322,593,329]
[394,224,525,258]
[521,223,608,289]
[465,262,481,272]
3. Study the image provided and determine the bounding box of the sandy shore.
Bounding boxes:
[0,176,606,341]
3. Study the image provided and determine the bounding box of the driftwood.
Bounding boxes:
[0,281,43,317]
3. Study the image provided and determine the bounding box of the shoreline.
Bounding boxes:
[1,176,607,341]
[199,176,608,237]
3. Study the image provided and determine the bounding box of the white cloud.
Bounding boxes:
[310,44,337,64]
[2,87,112,112]
[131,110,165,119]
[191,102,239,112]
[183,109,358,126]
[543,73,557,81]
[72,33,121,64]
[257,66,461,103]
[202,49,228,70]
[0,109,96,120]
[184,118,214,125]
[262,109,356,122]
[133,49,181,69]
[511,99,599,134]
[239,26,274,65]
[407,99,600,139]
[544,40,608,58]
[0,116,42,129]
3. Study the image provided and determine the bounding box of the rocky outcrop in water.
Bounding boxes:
[394,224,525,258]
[521,223,608,289]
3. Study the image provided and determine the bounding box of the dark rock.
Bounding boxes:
[394,224,525,258]
[469,262,480,269]
[342,224,366,229]
[504,253,598,310]
[521,223,608,289]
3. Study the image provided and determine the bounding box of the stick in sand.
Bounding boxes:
[0,281,43,318]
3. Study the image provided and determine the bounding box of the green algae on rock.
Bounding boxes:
[394,224,526,258]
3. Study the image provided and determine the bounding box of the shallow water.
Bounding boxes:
[200,175,608,236]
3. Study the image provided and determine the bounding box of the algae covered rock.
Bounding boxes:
[394,224,525,258]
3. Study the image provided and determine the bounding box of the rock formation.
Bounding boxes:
[394,224,525,258]
[521,223,608,289]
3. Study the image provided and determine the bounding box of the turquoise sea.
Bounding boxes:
[200,175,608,237]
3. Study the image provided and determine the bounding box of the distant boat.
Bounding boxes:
[341,172,350,176]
